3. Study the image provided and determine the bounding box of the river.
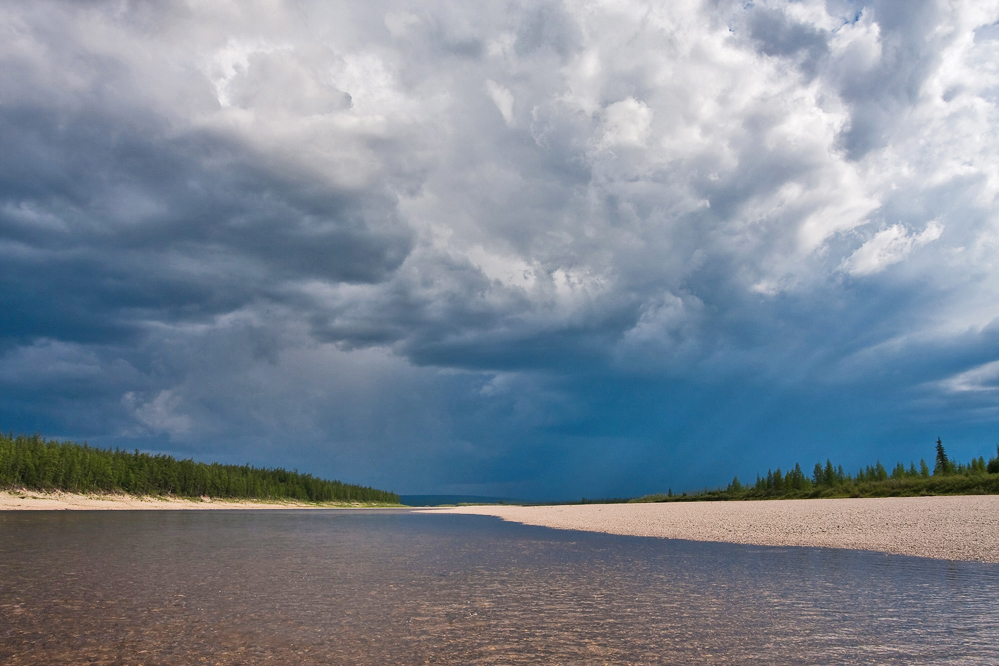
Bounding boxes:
[1,509,996,664]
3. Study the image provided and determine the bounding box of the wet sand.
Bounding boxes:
[0,489,385,510]
[434,495,999,563]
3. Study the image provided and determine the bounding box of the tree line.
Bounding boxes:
[637,439,999,502]
[0,432,399,504]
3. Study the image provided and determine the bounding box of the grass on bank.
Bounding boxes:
[0,432,400,505]
[634,440,999,503]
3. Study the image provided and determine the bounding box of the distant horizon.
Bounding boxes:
[8,429,996,505]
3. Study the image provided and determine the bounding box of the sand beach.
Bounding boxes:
[0,489,376,510]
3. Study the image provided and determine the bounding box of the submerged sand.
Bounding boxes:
[434,496,999,563]
[0,489,381,510]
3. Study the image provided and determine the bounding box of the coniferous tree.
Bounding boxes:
[824,460,836,486]
[0,433,399,503]
[638,438,999,504]
[934,438,953,476]
[789,463,806,491]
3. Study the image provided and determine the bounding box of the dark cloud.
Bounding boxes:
[0,97,412,347]
[747,6,830,78]
[833,0,943,159]
[514,4,581,57]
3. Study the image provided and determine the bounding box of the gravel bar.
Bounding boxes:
[433,495,999,563]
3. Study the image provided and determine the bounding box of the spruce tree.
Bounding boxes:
[987,446,999,474]
[934,438,951,476]
[791,463,806,491]
[824,460,836,486]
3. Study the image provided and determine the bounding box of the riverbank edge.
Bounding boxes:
[0,488,402,510]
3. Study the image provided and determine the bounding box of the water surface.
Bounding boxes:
[1,509,996,664]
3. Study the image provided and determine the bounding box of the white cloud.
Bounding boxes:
[465,243,536,289]
[939,360,999,393]
[599,97,652,147]
[384,11,420,38]
[206,39,291,109]
[842,222,944,276]
[331,52,407,118]
[485,79,515,126]
[124,390,192,436]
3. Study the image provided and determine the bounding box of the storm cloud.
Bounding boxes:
[3,0,999,499]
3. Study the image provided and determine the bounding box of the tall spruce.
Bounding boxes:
[934,438,952,476]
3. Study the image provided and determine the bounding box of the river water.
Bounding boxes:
[1,509,997,664]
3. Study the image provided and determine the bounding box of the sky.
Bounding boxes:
[3,0,999,500]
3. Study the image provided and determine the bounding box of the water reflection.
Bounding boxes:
[1,509,996,664]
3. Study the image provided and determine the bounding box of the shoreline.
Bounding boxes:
[430,495,999,563]
[0,489,399,510]
[8,490,998,563]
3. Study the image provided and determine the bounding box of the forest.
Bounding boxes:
[635,439,999,502]
[0,432,399,504]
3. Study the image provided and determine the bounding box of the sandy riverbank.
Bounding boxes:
[433,495,999,563]
[0,489,390,510]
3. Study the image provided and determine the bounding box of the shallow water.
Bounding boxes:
[1,509,997,665]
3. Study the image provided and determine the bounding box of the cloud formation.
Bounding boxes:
[2,0,999,498]
[841,221,943,275]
